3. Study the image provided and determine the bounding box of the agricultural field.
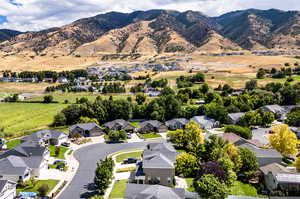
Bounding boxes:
[0,102,67,138]
[0,82,58,92]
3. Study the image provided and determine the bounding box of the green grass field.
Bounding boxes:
[17,179,59,195]
[138,133,162,139]
[49,145,69,159]
[115,151,142,163]
[6,139,22,149]
[185,178,195,192]
[109,180,128,199]
[230,181,262,197]
[0,103,67,138]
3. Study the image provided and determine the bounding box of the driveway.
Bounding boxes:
[58,140,163,199]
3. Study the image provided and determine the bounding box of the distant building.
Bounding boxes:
[227,112,245,124]
[138,120,168,134]
[103,119,135,133]
[191,116,220,130]
[57,77,69,83]
[69,123,103,137]
[165,118,189,130]
[22,130,68,146]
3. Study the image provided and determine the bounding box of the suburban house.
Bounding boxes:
[260,163,300,192]
[103,119,135,133]
[0,156,31,182]
[239,143,282,166]
[262,105,286,120]
[125,183,198,199]
[0,141,50,178]
[130,143,179,187]
[222,133,264,148]
[69,123,103,137]
[22,130,68,146]
[165,118,189,130]
[0,180,16,199]
[57,77,69,83]
[138,120,168,134]
[191,116,220,130]
[227,112,245,124]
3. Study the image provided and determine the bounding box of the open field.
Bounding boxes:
[0,82,58,93]
[0,103,67,138]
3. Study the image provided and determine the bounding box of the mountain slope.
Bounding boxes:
[0,29,21,42]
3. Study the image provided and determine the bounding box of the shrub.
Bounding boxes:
[38,184,49,196]
[43,95,54,103]
[224,125,252,139]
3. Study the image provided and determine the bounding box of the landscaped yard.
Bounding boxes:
[129,121,140,128]
[17,179,59,195]
[138,133,161,139]
[230,181,261,197]
[0,103,67,138]
[109,180,127,199]
[115,151,143,163]
[49,145,69,159]
[6,139,22,149]
[185,178,195,192]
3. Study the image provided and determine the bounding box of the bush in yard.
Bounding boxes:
[175,152,198,177]
[79,117,99,124]
[38,184,49,196]
[43,95,54,103]
[199,161,226,182]
[52,112,66,126]
[107,130,127,142]
[94,157,115,195]
[193,174,229,199]
[224,125,252,139]
[286,110,300,127]
[136,93,146,105]
[55,146,60,157]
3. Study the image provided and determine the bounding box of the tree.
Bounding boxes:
[286,110,300,127]
[37,184,49,197]
[193,174,229,199]
[256,69,266,79]
[199,161,226,182]
[94,157,114,195]
[79,116,99,124]
[225,143,242,172]
[238,147,258,179]
[107,130,126,142]
[204,103,228,124]
[295,158,300,172]
[245,80,257,90]
[61,105,82,125]
[160,86,175,96]
[43,95,54,103]
[136,93,146,105]
[175,152,198,177]
[55,146,60,157]
[167,121,204,153]
[52,112,66,126]
[269,124,298,156]
[224,125,252,139]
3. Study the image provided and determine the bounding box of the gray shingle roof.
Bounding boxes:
[125,184,188,199]
[165,118,189,128]
[103,119,134,130]
[143,151,174,169]
[0,180,15,194]
[239,143,282,158]
[228,112,245,122]
[139,120,163,128]
[69,123,100,131]
[260,163,290,175]
[23,130,67,141]
[190,116,219,129]
[0,156,30,176]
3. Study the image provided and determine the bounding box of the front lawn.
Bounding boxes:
[109,180,127,199]
[230,181,260,197]
[185,178,195,192]
[6,139,22,149]
[138,133,161,139]
[115,151,142,163]
[49,145,69,159]
[17,179,59,195]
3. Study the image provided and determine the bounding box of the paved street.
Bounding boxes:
[58,141,162,199]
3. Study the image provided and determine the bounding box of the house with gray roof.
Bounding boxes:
[165,118,189,130]
[103,119,135,133]
[0,180,16,199]
[222,133,263,148]
[227,112,245,124]
[191,116,220,130]
[0,156,31,182]
[22,130,68,146]
[125,184,198,199]
[0,141,50,178]
[262,105,287,120]
[260,163,300,192]
[69,123,103,137]
[239,143,282,166]
[138,120,168,134]
[130,143,179,186]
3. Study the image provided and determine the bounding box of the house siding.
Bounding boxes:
[144,168,175,186]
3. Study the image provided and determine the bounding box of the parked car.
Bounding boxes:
[127,133,132,139]
[61,142,70,147]
[53,160,67,165]
[123,157,138,164]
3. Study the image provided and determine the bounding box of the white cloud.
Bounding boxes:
[0,0,299,31]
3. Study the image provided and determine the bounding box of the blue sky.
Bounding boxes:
[0,0,299,31]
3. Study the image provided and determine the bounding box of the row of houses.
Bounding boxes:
[221,133,300,193]
[125,142,198,199]
[0,76,69,83]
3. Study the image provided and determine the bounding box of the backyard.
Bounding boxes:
[17,179,59,195]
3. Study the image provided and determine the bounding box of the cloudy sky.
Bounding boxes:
[0,0,299,32]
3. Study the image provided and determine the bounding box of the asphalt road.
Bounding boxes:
[58,141,161,199]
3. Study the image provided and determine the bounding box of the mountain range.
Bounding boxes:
[0,8,299,57]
